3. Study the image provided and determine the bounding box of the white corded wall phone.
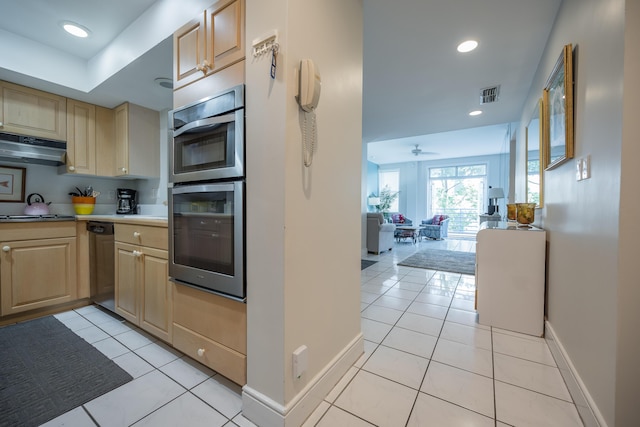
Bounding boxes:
[297,59,321,167]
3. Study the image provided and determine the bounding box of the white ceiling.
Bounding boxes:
[0,0,561,163]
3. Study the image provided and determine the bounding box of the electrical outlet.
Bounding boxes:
[151,188,157,198]
[108,190,116,200]
[293,345,308,379]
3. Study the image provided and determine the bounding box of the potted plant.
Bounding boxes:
[377,185,399,221]
[69,186,98,215]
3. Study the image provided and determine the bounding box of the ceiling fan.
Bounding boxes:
[411,144,438,156]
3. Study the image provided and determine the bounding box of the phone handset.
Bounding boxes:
[297,59,321,112]
[297,59,321,167]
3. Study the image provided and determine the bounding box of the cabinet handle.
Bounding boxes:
[120,167,127,173]
[197,348,205,357]
[133,232,141,238]
[196,60,212,74]
[0,122,3,127]
[2,245,10,252]
[133,250,142,257]
[68,165,76,172]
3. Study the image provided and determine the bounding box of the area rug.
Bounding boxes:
[0,316,133,427]
[361,259,378,270]
[398,249,475,275]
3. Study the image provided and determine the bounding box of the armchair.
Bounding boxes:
[366,213,396,254]
[389,213,414,240]
[420,215,450,240]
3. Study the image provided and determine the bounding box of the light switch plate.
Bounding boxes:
[576,159,583,181]
[581,156,591,179]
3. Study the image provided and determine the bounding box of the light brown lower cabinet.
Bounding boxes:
[114,224,171,342]
[172,283,247,385]
[0,223,77,316]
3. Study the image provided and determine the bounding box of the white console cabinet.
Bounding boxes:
[476,222,546,336]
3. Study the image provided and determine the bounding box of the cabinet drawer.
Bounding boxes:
[173,323,246,385]
[173,283,246,354]
[0,222,76,241]
[115,224,167,249]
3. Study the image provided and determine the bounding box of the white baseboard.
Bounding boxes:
[545,321,605,427]
[241,333,364,427]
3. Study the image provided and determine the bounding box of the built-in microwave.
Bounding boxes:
[169,85,244,183]
[168,181,245,301]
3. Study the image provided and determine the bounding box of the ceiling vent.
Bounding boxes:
[480,85,500,104]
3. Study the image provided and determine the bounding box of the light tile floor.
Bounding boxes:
[42,237,584,426]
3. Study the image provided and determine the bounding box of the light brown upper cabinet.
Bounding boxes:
[65,99,96,175]
[173,0,245,91]
[0,81,66,141]
[95,106,116,177]
[114,102,160,178]
[63,102,116,177]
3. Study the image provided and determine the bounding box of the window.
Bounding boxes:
[429,164,487,233]
[379,169,399,212]
[527,159,540,205]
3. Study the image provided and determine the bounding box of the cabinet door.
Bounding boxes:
[172,0,244,91]
[206,0,245,74]
[114,103,159,178]
[95,106,115,177]
[0,81,67,140]
[0,237,77,316]
[66,99,96,175]
[114,103,129,176]
[173,11,207,90]
[140,247,171,342]
[114,242,139,324]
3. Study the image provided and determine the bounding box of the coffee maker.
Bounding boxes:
[116,189,137,214]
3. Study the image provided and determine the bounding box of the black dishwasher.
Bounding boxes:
[87,221,115,313]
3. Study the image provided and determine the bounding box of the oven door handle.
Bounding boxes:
[173,113,236,137]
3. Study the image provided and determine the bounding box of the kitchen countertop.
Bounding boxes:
[75,214,168,227]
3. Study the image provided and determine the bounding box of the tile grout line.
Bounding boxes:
[72,306,240,426]
[317,266,433,425]
[402,273,460,427]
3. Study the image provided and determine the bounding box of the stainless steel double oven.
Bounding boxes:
[168,85,245,301]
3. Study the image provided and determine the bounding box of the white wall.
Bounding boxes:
[0,0,212,93]
[515,0,630,424]
[615,0,640,423]
[244,0,363,424]
[0,162,134,216]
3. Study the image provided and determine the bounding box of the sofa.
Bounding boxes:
[420,214,450,240]
[366,213,396,254]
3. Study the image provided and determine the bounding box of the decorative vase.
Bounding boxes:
[516,203,536,227]
[506,204,517,221]
[72,196,96,215]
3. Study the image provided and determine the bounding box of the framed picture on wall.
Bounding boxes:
[0,165,26,202]
[544,43,574,170]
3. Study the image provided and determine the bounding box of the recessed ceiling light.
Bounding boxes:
[457,40,478,53]
[469,110,483,116]
[154,77,173,89]
[62,22,90,38]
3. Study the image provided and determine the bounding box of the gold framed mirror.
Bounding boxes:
[544,43,574,170]
[526,98,544,208]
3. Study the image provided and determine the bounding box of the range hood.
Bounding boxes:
[0,132,66,166]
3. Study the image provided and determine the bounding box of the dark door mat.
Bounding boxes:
[0,315,133,427]
[361,259,378,270]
